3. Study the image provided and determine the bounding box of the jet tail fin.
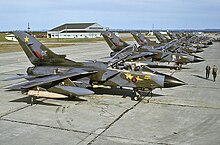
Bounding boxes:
[131,32,148,46]
[167,32,176,40]
[102,31,129,52]
[132,32,159,46]
[13,31,67,66]
[154,32,171,43]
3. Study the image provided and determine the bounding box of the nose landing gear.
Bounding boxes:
[132,88,153,101]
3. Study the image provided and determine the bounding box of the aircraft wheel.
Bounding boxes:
[134,96,138,101]
[133,95,142,101]
[30,96,34,105]
[133,89,142,101]
[110,52,115,57]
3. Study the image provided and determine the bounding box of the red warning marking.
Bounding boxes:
[114,42,119,46]
[33,51,41,58]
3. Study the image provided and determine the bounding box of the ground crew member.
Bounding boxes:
[205,65,211,79]
[212,65,218,81]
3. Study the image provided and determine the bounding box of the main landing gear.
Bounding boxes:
[30,96,36,105]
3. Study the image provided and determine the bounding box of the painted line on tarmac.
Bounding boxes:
[0,104,31,118]
[1,118,90,135]
[148,101,220,109]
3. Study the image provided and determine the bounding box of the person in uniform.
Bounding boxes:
[212,65,218,81]
[205,65,211,79]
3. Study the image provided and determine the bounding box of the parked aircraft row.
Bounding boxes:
[3,31,212,102]
[102,31,207,70]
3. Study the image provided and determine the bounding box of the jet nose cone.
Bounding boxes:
[194,55,205,62]
[164,75,185,88]
[203,45,208,48]
[196,48,204,53]
[207,41,213,45]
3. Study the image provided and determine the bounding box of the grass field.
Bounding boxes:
[0,32,10,42]
[0,32,103,53]
[0,43,77,53]
[0,32,133,53]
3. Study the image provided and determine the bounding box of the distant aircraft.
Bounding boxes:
[102,31,205,69]
[134,32,203,54]
[167,32,209,51]
[4,31,185,102]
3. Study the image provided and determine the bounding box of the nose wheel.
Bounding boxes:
[134,92,141,101]
[175,64,182,70]
[132,89,141,101]
[132,88,153,101]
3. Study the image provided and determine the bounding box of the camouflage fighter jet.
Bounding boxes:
[136,32,203,54]
[167,32,208,50]
[4,31,185,102]
[102,31,205,69]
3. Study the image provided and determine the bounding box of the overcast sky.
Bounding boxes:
[1,0,220,31]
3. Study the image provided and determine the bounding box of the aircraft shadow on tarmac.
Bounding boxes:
[90,87,164,98]
[192,74,213,81]
[9,96,87,106]
[8,87,164,106]
[149,66,191,70]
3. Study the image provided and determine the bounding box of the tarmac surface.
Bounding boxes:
[0,38,220,145]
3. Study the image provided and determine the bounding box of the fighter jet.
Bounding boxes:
[167,32,209,49]
[4,31,185,102]
[154,32,205,53]
[102,31,205,69]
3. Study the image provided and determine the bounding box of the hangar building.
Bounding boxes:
[47,23,107,38]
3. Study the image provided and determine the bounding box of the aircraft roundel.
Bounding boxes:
[131,77,137,83]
